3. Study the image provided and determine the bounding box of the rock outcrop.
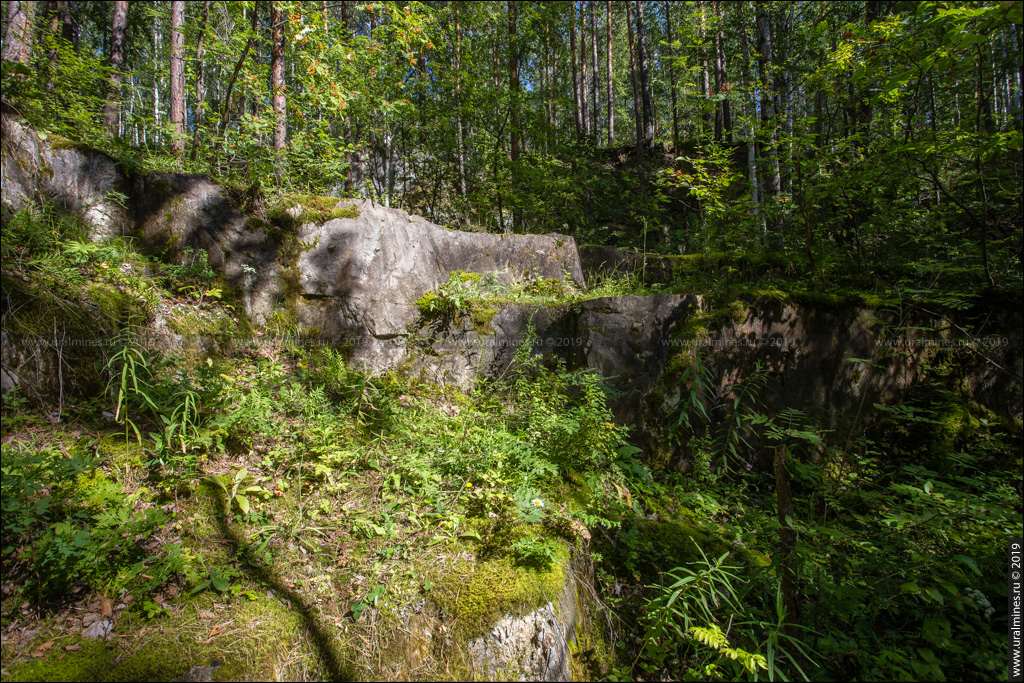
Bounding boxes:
[1,104,128,241]
[1,109,585,384]
[3,108,1020,429]
[291,202,582,373]
[467,602,572,682]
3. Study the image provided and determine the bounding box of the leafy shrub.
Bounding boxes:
[1,442,183,598]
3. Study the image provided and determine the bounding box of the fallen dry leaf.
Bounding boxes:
[100,598,113,620]
[64,644,81,652]
[30,639,55,657]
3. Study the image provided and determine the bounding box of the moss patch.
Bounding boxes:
[2,593,309,682]
[47,134,102,157]
[266,194,359,233]
[433,548,568,640]
[469,304,499,334]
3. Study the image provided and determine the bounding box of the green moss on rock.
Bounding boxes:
[433,548,568,640]
[266,194,360,233]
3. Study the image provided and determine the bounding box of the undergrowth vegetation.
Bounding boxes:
[1,200,1020,682]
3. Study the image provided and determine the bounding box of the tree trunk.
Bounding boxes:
[339,0,349,30]
[580,10,589,137]
[190,1,209,161]
[169,0,186,155]
[569,3,583,138]
[756,1,782,245]
[635,1,654,149]
[2,0,35,65]
[270,1,287,180]
[739,2,762,234]
[701,2,712,139]
[550,24,558,135]
[455,6,466,199]
[713,1,731,142]
[606,0,614,145]
[152,2,161,147]
[509,0,520,231]
[217,6,257,147]
[666,3,679,153]
[590,0,600,143]
[509,1,520,164]
[41,1,65,94]
[104,1,129,135]
[626,1,643,167]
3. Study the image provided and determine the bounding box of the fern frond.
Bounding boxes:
[689,624,727,649]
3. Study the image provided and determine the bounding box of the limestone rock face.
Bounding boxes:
[292,200,584,372]
[467,603,570,682]
[1,105,128,241]
[132,173,282,323]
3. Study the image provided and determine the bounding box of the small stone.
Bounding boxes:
[82,618,113,640]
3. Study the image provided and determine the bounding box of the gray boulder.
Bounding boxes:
[293,200,584,373]
[1,104,128,241]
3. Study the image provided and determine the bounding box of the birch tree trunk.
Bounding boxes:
[666,3,678,152]
[455,6,466,199]
[756,1,782,245]
[190,1,209,161]
[590,0,600,143]
[569,3,583,138]
[270,1,287,180]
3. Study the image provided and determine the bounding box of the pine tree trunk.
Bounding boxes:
[42,1,65,94]
[270,1,287,180]
[169,0,186,154]
[635,1,654,149]
[569,3,582,138]
[104,1,129,135]
[2,0,35,65]
[606,0,614,145]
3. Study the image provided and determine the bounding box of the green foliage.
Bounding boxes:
[203,468,270,518]
[510,534,560,568]
[0,441,183,599]
[163,246,217,290]
[416,270,482,319]
[105,344,158,446]
[637,542,811,682]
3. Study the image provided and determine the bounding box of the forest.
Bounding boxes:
[0,0,1022,681]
